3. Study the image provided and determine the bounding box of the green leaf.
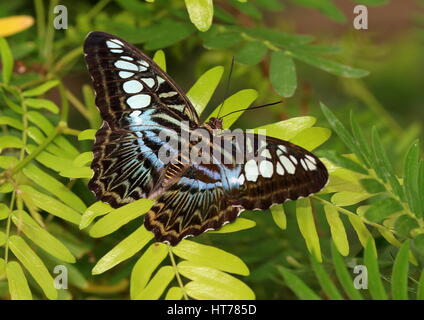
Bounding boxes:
[134,266,174,300]
[23,80,59,97]
[0,155,18,169]
[330,242,363,300]
[27,111,55,135]
[245,28,313,47]
[277,266,321,300]
[0,136,24,150]
[236,41,268,66]
[290,127,331,151]
[78,129,96,141]
[348,214,372,248]
[180,261,255,300]
[130,242,168,299]
[73,152,93,167]
[270,51,297,97]
[207,89,258,128]
[59,166,92,179]
[324,204,349,256]
[92,226,153,275]
[12,210,76,263]
[255,116,316,141]
[364,239,388,300]
[20,185,81,225]
[6,261,32,300]
[22,163,86,212]
[165,287,184,300]
[153,50,166,71]
[89,199,154,237]
[293,0,346,22]
[364,197,403,223]
[271,204,287,230]
[0,116,24,130]
[404,141,421,217]
[24,98,59,113]
[350,112,372,167]
[391,241,409,300]
[289,49,369,78]
[331,191,372,207]
[185,0,213,32]
[8,235,57,300]
[172,240,249,275]
[394,215,419,238]
[360,178,385,194]
[317,150,368,175]
[229,0,262,19]
[296,198,322,262]
[0,203,9,220]
[0,37,13,84]
[203,32,243,49]
[310,254,343,300]
[0,232,6,246]
[144,21,195,50]
[79,201,112,230]
[210,218,256,233]
[187,66,224,116]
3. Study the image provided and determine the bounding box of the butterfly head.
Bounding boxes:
[206,117,224,130]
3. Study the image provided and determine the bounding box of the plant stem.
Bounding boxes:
[66,89,92,120]
[85,0,112,21]
[4,190,16,263]
[168,245,188,300]
[34,0,46,59]
[43,0,59,68]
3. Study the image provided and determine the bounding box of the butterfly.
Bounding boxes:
[84,31,329,246]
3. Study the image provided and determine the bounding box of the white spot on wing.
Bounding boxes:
[127,94,151,109]
[238,174,245,185]
[259,160,273,178]
[123,80,143,94]
[305,154,316,164]
[119,71,134,79]
[138,60,149,67]
[261,149,272,159]
[120,56,133,61]
[115,60,138,71]
[300,159,308,171]
[245,159,259,182]
[276,162,285,175]
[111,49,123,53]
[290,155,298,164]
[305,158,317,171]
[159,91,178,98]
[142,78,155,88]
[110,39,124,46]
[106,40,121,49]
[280,155,296,174]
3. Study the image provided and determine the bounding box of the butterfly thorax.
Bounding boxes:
[204,117,223,130]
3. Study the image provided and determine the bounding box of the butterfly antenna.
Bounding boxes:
[217,56,235,119]
[220,100,284,119]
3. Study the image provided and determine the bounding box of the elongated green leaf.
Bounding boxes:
[27,145,75,173]
[0,231,6,245]
[165,287,184,300]
[270,51,297,97]
[236,41,268,66]
[207,89,258,128]
[185,0,213,32]
[20,185,81,224]
[324,204,349,256]
[364,239,388,300]
[331,242,363,300]
[153,50,166,71]
[24,99,59,113]
[172,240,249,275]
[317,150,368,175]
[350,112,371,167]
[348,214,372,248]
[0,37,13,84]
[245,28,313,47]
[12,210,75,263]
[79,201,112,229]
[290,49,369,78]
[134,266,174,300]
[144,22,195,50]
[92,226,153,275]
[23,163,86,212]
[203,32,243,49]
[296,198,322,262]
[8,235,57,300]
[0,116,24,130]
[331,191,372,207]
[0,155,18,169]
[130,242,168,298]
[59,167,92,179]
[180,261,255,300]
[310,254,343,300]
[89,199,154,237]
[187,66,224,116]
[27,111,55,135]
[210,218,256,233]
[271,204,287,230]
[23,80,59,97]
[404,141,421,217]
[6,261,32,300]
[255,116,316,141]
[290,127,331,151]
[0,136,24,150]
[78,129,96,141]
[277,266,321,300]
[391,241,409,300]
[73,152,93,167]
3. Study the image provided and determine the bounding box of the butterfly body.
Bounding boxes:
[84,31,329,245]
